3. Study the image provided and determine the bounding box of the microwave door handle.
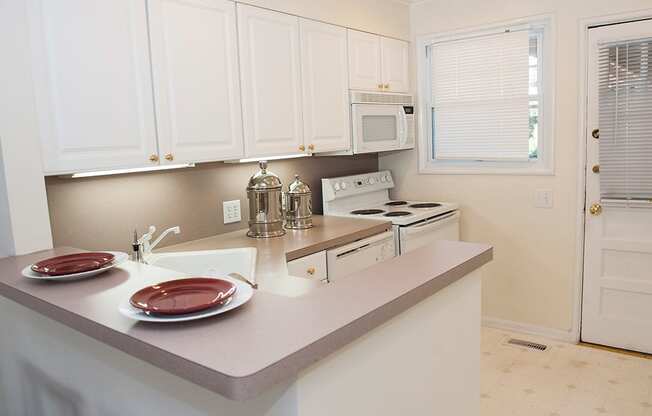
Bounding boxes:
[399,110,408,146]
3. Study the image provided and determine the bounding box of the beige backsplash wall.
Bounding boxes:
[45,155,377,253]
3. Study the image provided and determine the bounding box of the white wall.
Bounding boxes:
[380,0,652,335]
[0,0,53,257]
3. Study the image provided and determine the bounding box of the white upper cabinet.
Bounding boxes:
[148,0,244,164]
[300,19,350,154]
[347,29,409,93]
[27,0,158,174]
[347,30,382,92]
[237,5,304,158]
[380,37,410,93]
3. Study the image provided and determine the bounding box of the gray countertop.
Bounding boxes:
[0,216,492,401]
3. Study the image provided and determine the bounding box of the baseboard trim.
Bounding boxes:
[483,316,579,343]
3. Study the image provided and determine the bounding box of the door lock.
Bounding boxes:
[589,203,602,216]
[592,129,600,139]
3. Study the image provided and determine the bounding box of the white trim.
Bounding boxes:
[416,14,556,176]
[573,9,652,346]
[483,316,577,343]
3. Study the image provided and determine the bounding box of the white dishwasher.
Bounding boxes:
[326,231,395,282]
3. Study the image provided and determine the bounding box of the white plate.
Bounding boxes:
[118,276,254,323]
[22,251,129,281]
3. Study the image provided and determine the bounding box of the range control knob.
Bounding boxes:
[341,182,348,190]
[334,183,341,191]
[369,177,376,185]
[380,176,387,182]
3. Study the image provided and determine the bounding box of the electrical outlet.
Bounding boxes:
[223,200,241,224]
[534,189,553,208]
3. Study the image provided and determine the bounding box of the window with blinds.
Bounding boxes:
[598,38,652,201]
[430,30,531,161]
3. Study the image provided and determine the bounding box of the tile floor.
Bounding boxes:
[481,327,652,416]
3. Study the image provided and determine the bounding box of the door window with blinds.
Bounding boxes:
[417,18,554,174]
[598,38,652,203]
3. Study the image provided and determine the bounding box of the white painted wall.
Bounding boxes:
[0,0,53,257]
[380,0,652,335]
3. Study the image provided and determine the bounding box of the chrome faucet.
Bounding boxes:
[132,225,181,263]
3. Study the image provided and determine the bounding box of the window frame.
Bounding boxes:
[417,16,556,175]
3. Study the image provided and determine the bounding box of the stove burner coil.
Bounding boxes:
[350,209,385,215]
[384,211,412,217]
[385,201,408,206]
[409,203,442,209]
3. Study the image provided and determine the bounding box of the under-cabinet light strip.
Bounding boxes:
[70,163,195,178]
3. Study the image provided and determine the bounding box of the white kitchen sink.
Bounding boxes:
[146,248,257,284]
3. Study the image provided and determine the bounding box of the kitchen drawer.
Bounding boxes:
[287,251,327,281]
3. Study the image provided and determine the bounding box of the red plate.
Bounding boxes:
[129,278,237,315]
[31,252,115,276]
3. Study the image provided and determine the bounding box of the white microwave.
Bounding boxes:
[350,91,415,154]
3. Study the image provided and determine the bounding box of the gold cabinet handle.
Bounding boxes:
[377,83,384,90]
[149,154,159,162]
[299,144,306,152]
[307,267,316,276]
[592,165,600,173]
[384,84,390,90]
[164,153,174,161]
[592,129,600,139]
[589,203,602,216]
[308,144,315,151]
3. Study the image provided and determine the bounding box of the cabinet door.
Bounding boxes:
[300,20,350,153]
[149,0,244,164]
[347,30,382,91]
[27,0,158,174]
[380,37,409,93]
[237,5,304,158]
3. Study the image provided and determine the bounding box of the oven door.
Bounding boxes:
[399,211,460,254]
[351,104,406,154]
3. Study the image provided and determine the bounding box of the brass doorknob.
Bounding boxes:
[592,165,600,173]
[149,154,159,162]
[589,203,602,216]
[299,144,306,152]
[307,267,316,275]
[308,144,315,151]
[592,129,600,139]
[164,153,174,161]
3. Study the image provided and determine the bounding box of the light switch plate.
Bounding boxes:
[223,200,241,224]
[534,189,553,208]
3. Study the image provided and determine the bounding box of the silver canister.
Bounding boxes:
[284,174,313,230]
[246,161,286,238]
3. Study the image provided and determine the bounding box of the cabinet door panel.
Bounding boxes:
[238,5,304,157]
[28,0,158,174]
[381,37,409,93]
[149,0,243,164]
[347,30,381,92]
[300,20,350,153]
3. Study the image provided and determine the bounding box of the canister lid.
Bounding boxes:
[247,161,282,190]
[287,174,311,194]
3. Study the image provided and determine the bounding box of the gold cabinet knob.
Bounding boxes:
[149,154,159,162]
[299,144,306,152]
[589,203,602,216]
[592,129,600,139]
[307,267,316,276]
[592,164,600,173]
[308,144,315,151]
[164,153,174,161]
[377,83,384,90]
[384,84,390,90]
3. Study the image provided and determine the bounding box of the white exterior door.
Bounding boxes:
[237,4,305,158]
[347,30,382,92]
[27,0,158,174]
[380,37,409,93]
[300,19,350,154]
[581,19,652,353]
[148,0,244,164]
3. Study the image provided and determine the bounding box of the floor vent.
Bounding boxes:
[507,338,548,351]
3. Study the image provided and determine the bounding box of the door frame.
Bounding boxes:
[573,9,652,343]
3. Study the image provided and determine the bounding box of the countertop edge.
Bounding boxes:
[226,245,493,400]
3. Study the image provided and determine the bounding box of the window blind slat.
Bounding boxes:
[598,38,652,201]
[431,31,530,161]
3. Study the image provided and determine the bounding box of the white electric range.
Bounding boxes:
[322,170,460,256]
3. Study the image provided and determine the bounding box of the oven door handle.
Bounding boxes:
[408,211,459,232]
